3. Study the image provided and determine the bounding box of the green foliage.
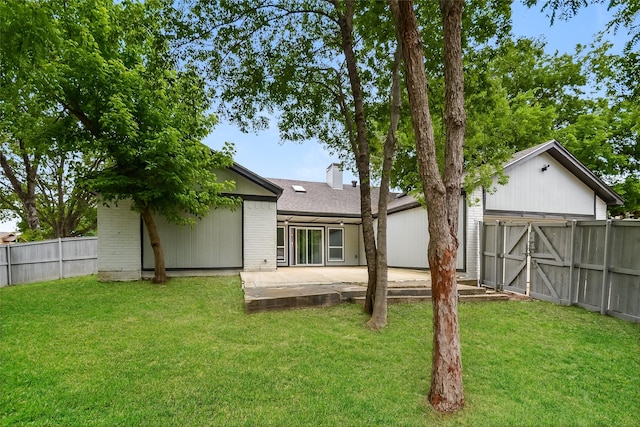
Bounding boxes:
[0,0,102,236]
[1,276,639,425]
[5,0,238,224]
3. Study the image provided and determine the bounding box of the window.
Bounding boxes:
[328,228,344,261]
[277,227,286,262]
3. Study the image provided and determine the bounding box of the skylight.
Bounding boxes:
[292,185,306,193]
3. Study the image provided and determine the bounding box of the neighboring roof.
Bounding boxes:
[268,178,393,217]
[505,140,624,206]
[230,162,283,198]
[0,232,18,244]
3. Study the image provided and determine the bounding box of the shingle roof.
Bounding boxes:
[267,178,395,217]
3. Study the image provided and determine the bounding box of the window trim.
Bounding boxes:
[327,227,344,262]
[276,226,286,263]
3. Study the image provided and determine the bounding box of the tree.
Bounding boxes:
[390,0,465,413]
[524,0,640,216]
[0,0,100,238]
[184,0,511,327]
[5,0,238,282]
[184,0,401,325]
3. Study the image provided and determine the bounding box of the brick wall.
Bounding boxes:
[243,200,277,271]
[465,188,483,279]
[97,199,142,281]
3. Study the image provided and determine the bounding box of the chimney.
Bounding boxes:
[351,180,357,187]
[326,163,343,190]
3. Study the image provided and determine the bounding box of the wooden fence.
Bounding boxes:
[0,237,97,286]
[480,220,640,323]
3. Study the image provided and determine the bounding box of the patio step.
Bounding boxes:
[244,282,506,313]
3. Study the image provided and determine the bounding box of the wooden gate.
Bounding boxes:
[529,223,574,304]
[502,223,529,294]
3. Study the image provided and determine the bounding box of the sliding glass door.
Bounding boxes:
[295,228,323,265]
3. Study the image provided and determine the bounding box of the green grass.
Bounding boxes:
[1,276,639,426]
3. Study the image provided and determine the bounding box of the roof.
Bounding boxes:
[505,140,624,206]
[386,193,421,214]
[268,178,394,217]
[265,140,623,219]
[230,162,283,198]
[0,232,18,244]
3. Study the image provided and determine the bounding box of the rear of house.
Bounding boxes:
[97,140,622,282]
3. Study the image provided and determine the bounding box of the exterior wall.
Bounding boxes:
[485,153,595,217]
[595,196,608,220]
[97,199,142,281]
[142,207,242,270]
[326,224,360,266]
[358,225,367,266]
[244,200,277,271]
[466,187,484,279]
[386,197,465,271]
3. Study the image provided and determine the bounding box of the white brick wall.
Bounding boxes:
[465,188,484,279]
[97,199,142,281]
[243,200,277,271]
[595,196,608,220]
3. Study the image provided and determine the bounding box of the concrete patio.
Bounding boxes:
[241,267,506,313]
[241,267,437,288]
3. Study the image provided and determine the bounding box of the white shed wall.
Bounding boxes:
[486,153,595,217]
[97,199,142,281]
[386,197,465,271]
[244,200,277,271]
[595,196,608,220]
[465,188,484,279]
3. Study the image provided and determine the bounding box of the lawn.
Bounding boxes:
[1,276,639,426]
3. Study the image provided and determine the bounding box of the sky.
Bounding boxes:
[0,2,630,232]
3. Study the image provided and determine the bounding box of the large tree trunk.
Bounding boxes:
[140,205,167,284]
[367,46,402,330]
[390,0,465,413]
[0,146,41,231]
[334,0,377,315]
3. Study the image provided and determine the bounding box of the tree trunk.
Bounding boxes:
[367,46,402,330]
[334,0,377,315]
[0,148,41,231]
[140,205,167,284]
[390,0,465,413]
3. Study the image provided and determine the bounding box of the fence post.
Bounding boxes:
[7,243,12,286]
[479,221,484,286]
[567,220,577,306]
[58,237,64,280]
[600,220,612,316]
[495,220,502,291]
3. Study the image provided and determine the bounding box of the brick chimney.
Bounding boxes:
[326,163,343,190]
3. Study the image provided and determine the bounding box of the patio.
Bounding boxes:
[241,267,504,313]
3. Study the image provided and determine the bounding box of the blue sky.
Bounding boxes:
[0,2,630,231]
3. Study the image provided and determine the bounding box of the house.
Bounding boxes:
[97,140,622,281]
[97,163,283,281]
